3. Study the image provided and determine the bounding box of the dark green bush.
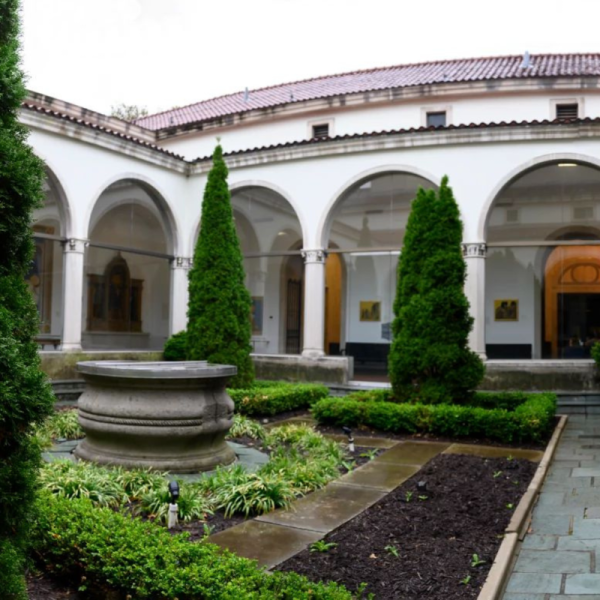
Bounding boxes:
[0,1,55,595]
[187,144,255,388]
[31,492,352,599]
[229,382,329,416]
[388,177,484,404]
[592,342,600,368]
[163,330,188,361]
[312,392,556,443]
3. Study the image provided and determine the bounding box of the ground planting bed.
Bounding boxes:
[278,453,537,599]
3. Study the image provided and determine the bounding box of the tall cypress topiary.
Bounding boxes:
[0,1,55,596]
[389,176,484,404]
[187,144,255,388]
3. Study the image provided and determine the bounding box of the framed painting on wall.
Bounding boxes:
[360,300,381,322]
[494,299,519,321]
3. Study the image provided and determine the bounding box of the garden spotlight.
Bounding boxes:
[167,481,180,529]
[342,426,355,453]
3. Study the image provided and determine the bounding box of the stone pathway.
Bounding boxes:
[504,415,600,599]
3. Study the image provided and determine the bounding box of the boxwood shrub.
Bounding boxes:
[229,382,329,416]
[31,492,352,600]
[311,391,556,443]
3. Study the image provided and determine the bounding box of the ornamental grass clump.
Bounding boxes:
[0,1,56,594]
[388,176,484,404]
[187,144,254,388]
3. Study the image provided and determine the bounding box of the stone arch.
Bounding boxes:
[479,153,600,242]
[86,173,179,256]
[317,165,440,248]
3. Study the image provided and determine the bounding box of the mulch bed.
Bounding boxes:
[277,453,537,599]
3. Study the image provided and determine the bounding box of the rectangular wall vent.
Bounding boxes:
[312,123,329,138]
[556,103,579,119]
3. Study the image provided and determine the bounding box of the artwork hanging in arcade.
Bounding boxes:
[494,299,519,322]
[251,296,263,335]
[360,301,381,322]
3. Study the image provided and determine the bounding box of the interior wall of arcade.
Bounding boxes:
[160,91,600,160]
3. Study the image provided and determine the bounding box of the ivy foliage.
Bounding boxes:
[0,0,55,596]
[186,145,255,388]
[388,176,484,403]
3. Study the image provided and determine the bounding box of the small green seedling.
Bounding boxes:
[493,470,503,478]
[506,503,514,509]
[471,553,486,567]
[460,575,471,585]
[385,545,399,558]
[310,540,338,553]
[405,491,413,502]
[418,495,428,501]
[359,449,378,461]
[506,455,514,461]
[342,460,356,473]
[202,523,214,539]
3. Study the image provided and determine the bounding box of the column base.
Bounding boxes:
[302,349,326,359]
[60,343,83,352]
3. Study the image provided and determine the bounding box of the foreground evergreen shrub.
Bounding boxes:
[163,329,187,360]
[187,145,254,388]
[0,1,55,595]
[229,382,329,416]
[312,392,556,443]
[389,177,484,404]
[31,493,353,599]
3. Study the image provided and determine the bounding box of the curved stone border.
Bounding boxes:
[477,414,569,600]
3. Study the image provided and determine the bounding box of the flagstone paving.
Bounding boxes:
[503,415,600,599]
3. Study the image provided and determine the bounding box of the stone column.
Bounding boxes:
[301,249,326,358]
[462,243,487,359]
[170,257,190,335]
[61,238,86,352]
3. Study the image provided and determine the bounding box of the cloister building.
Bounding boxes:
[24,53,600,383]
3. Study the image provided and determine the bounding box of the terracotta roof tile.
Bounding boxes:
[138,54,600,130]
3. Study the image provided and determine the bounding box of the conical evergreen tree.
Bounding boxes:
[187,145,255,388]
[389,176,484,403]
[0,1,55,596]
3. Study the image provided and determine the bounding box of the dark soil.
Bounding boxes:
[27,571,81,599]
[277,453,537,599]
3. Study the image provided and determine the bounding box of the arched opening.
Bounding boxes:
[28,168,69,347]
[485,161,600,359]
[325,171,438,379]
[83,180,174,350]
[230,186,304,354]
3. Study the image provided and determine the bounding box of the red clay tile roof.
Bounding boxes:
[137,54,600,131]
[192,117,600,162]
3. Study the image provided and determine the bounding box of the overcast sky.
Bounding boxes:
[20,0,600,116]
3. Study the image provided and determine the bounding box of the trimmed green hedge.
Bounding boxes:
[312,392,556,443]
[31,492,352,600]
[229,382,329,416]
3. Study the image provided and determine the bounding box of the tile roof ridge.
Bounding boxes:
[138,52,599,124]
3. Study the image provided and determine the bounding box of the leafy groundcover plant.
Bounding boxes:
[311,391,556,444]
[32,419,355,597]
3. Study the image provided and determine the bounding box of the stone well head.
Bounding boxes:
[74,361,237,473]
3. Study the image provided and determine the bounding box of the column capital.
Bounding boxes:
[64,238,88,253]
[172,256,192,270]
[301,249,327,264]
[461,243,487,258]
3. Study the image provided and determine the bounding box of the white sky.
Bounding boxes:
[21,0,600,116]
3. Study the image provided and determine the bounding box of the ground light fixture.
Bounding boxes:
[342,426,355,453]
[417,481,427,493]
[168,480,180,529]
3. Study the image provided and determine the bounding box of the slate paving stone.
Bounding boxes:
[256,483,385,533]
[514,549,591,574]
[572,518,600,539]
[530,514,572,535]
[374,441,450,465]
[557,538,600,552]
[565,574,600,594]
[574,468,600,477]
[535,505,585,518]
[503,595,547,600]
[335,461,420,491]
[505,573,562,594]
[209,520,322,569]
[550,595,600,600]
[442,443,543,462]
[536,492,567,506]
[521,534,558,550]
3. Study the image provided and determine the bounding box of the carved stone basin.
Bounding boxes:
[74,361,237,473]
